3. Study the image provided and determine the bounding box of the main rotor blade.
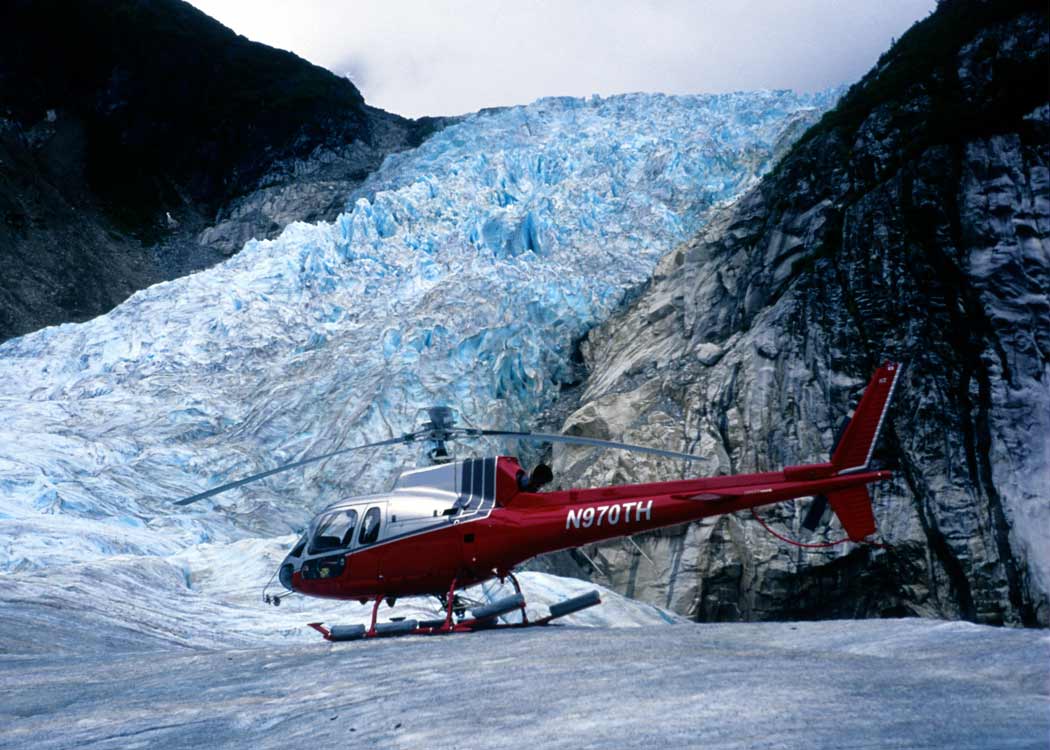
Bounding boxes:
[174,433,419,506]
[473,429,706,463]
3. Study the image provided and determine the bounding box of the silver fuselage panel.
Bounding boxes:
[284,459,499,569]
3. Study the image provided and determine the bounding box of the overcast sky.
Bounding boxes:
[188,0,937,119]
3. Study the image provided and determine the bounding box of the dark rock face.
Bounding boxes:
[0,0,442,341]
[544,0,1049,626]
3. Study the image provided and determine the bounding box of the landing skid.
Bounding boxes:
[308,589,602,642]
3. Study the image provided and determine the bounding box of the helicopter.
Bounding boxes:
[175,362,903,641]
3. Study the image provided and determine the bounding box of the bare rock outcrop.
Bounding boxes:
[545,0,1049,627]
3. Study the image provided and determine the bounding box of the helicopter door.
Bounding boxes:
[347,503,386,587]
[381,501,459,588]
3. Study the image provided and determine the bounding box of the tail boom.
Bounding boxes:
[511,363,902,555]
[523,469,890,557]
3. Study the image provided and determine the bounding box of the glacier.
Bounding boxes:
[0,90,838,570]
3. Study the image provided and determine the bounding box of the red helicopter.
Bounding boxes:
[177,362,902,641]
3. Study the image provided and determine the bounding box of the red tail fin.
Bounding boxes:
[831,362,903,474]
[826,486,877,541]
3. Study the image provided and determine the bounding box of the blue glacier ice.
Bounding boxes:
[0,91,839,568]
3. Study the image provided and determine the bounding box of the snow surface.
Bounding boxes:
[0,548,681,654]
[0,617,1046,749]
[0,90,837,569]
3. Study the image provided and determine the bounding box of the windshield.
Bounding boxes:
[308,509,359,554]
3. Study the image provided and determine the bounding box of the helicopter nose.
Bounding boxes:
[279,561,296,591]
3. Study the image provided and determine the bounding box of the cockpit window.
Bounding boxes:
[290,537,307,558]
[359,507,382,546]
[308,509,359,555]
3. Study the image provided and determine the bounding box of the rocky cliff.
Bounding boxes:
[546,0,1049,626]
[0,0,440,341]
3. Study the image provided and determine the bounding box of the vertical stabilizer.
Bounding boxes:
[831,362,903,474]
[826,486,877,541]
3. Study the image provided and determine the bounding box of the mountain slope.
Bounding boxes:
[0,0,438,341]
[549,0,1049,626]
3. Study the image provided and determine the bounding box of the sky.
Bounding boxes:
[187,0,938,119]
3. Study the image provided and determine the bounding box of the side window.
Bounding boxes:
[339,510,359,547]
[308,510,359,554]
[359,507,382,546]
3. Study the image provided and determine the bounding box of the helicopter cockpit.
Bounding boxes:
[276,457,557,593]
[278,461,481,588]
[308,509,355,553]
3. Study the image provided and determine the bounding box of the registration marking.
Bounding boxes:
[566,500,653,530]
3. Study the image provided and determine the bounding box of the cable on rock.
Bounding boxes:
[748,507,890,550]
